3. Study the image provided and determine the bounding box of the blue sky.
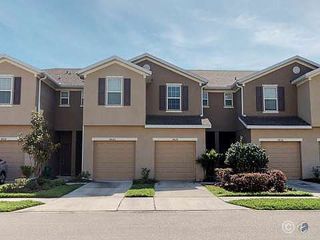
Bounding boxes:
[1,0,320,70]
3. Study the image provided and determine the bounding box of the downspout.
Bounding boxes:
[37,73,47,112]
[200,82,206,117]
[236,80,245,117]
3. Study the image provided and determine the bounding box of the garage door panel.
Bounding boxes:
[262,141,301,179]
[93,141,135,181]
[0,142,24,180]
[155,141,195,180]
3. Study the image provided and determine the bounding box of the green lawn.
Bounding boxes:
[229,198,320,210]
[205,185,312,197]
[125,183,155,197]
[0,184,82,198]
[0,200,43,212]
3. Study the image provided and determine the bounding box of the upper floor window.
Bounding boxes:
[106,76,123,106]
[60,90,70,106]
[167,84,181,111]
[0,76,13,105]
[263,85,278,112]
[203,91,209,107]
[224,92,233,108]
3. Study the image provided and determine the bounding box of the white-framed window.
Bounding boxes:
[0,76,13,105]
[203,91,209,107]
[167,83,181,111]
[263,85,278,112]
[224,92,233,108]
[106,76,123,106]
[80,90,84,107]
[60,90,70,106]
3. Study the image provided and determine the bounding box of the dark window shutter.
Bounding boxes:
[182,85,189,111]
[256,86,263,111]
[278,86,285,111]
[13,77,21,105]
[123,78,131,106]
[159,85,166,111]
[98,78,105,105]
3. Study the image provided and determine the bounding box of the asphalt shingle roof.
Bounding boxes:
[43,68,83,87]
[240,116,310,126]
[146,115,203,125]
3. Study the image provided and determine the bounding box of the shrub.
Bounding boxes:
[225,139,268,173]
[197,149,219,181]
[20,165,34,178]
[267,170,287,192]
[215,168,233,184]
[228,173,270,192]
[1,178,40,193]
[141,168,151,183]
[312,166,320,179]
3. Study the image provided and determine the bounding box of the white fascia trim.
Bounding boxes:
[153,137,198,142]
[130,54,207,84]
[0,136,19,141]
[238,57,319,84]
[145,125,211,129]
[317,138,320,142]
[238,117,312,129]
[92,137,138,142]
[259,138,303,142]
[0,54,41,76]
[79,56,151,77]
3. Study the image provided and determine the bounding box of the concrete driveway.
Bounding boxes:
[153,181,243,210]
[23,181,132,212]
[287,180,320,197]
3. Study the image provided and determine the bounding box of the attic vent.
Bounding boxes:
[293,66,300,74]
[143,64,151,71]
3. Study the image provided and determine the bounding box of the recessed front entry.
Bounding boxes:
[0,141,24,180]
[261,141,302,179]
[93,141,135,181]
[155,141,196,180]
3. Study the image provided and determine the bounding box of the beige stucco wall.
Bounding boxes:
[251,128,320,178]
[83,126,206,181]
[243,62,313,117]
[0,61,37,125]
[309,75,320,127]
[297,81,311,124]
[83,63,146,126]
[137,60,202,116]
[203,91,238,131]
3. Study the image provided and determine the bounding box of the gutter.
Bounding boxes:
[236,81,245,117]
[37,73,47,112]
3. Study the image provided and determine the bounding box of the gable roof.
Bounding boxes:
[189,70,255,89]
[237,55,320,84]
[291,67,320,85]
[0,54,42,75]
[43,68,84,88]
[78,56,151,77]
[130,53,208,84]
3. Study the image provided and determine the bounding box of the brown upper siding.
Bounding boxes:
[0,61,37,125]
[137,60,202,116]
[83,63,146,126]
[40,81,56,130]
[55,90,83,130]
[203,91,238,131]
[243,62,313,117]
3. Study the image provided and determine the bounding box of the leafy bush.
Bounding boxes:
[228,173,270,192]
[267,170,287,192]
[312,166,320,179]
[215,168,233,184]
[197,149,219,181]
[225,139,268,173]
[141,168,151,183]
[20,165,34,178]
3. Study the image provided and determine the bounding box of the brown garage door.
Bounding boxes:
[93,141,135,181]
[155,141,195,180]
[0,141,24,180]
[261,141,301,179]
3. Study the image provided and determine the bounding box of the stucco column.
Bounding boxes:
[214,131,220,152]
[71,130,77,176]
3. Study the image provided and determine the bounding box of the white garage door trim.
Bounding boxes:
[259,138,303,142]
[153,137,198,142]
[0,136,19,141]
[92,137,138,142]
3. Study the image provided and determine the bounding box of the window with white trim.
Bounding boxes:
[0,76,13,105]
[167,84,181,111]
[224,92,233,108]
[203,91,209,107]
[263,85,278,112]
[80,90,84,107]
[60,91,70,106]
[106,76,123,106]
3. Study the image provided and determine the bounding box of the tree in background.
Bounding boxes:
[18,111,59,177]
